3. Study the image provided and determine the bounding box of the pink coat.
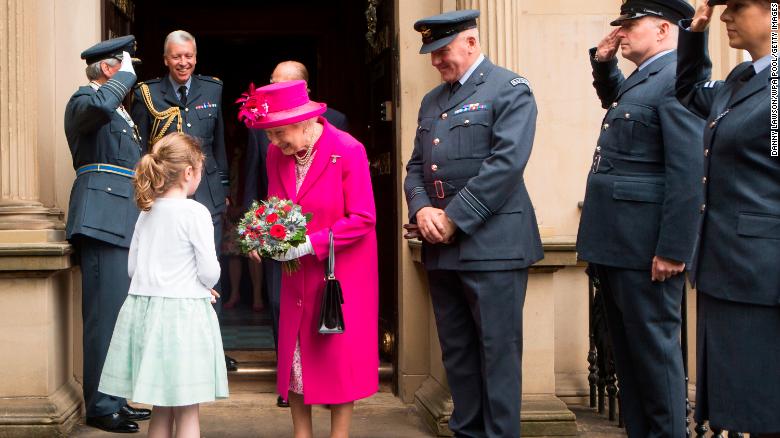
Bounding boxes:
[267,117,379,404]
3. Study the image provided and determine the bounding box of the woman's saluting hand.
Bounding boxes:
[691,0,716,32]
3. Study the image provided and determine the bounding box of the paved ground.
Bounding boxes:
[72,351,629,437]
[71,391,431,438]
[72,398,628,438]
[571,405,627,437]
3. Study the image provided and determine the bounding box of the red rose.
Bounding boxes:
[255,205,266,217]
[269,224,287,239]
[282,204,292,213]
[265,213,279,223]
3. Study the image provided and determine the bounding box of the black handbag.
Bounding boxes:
[318,230,345,334]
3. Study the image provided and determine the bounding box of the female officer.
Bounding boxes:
[676,0,779,435]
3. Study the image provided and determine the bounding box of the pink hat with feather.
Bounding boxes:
[236,80,327,129]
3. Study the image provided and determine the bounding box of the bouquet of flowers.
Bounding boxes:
[237,197,312,273]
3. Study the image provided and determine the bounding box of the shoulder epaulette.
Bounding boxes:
[133,77,161,90]
[197,74,223,85]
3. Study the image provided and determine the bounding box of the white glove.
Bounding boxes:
[119,51,135,74]
[272,236,314,262]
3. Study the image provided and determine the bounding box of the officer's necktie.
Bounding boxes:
[449,81,461,98]
[178,85,188,107]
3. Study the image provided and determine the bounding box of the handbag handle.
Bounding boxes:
[326,229,335,280]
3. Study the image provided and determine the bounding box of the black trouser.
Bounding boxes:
[426,269,527,438]
[593,264,686,438]
[77,236,129,417]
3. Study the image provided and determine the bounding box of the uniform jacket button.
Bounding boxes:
[186,123,192,128]
[611,102,618,108]
[185,108,189,112]
[624,113,631,119]
[122,129,127,133]
[464,119,470,125]
[704,149,709,157]
[441,113,448,120]
[702,177,707,184]
[700,204,706,213]
[431,164,438,172]
[603,123,610,130]
[107,187,112,192]
[433,138,440,145]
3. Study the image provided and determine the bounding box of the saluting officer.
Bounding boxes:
[403,10,543,438]
[678,1,779,435]
[576,0,705,436]
[130,30,234,369]
[64,36,151,433]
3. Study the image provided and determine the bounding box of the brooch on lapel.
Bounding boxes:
[330,154,341,164]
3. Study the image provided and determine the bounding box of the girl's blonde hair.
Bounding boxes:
[133,132,205,211]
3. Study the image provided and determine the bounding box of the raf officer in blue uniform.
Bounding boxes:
[678,1,779,435]
[576,0,706,436]
[243,60,349,409]
[403,10,543,438]
[64,35,151,433]
[130,30,235,371]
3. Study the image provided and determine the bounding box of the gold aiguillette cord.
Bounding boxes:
[140,83,183,147]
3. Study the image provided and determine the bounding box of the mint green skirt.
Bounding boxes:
[98,295,229,407]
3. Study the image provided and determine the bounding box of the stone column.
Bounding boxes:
[0,0,64,241]
[456,0,522,73]
[0,1,79,436]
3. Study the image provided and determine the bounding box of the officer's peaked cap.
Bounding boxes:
[610,0,695,26]
[414,10,480,54]
[80,35,137,65]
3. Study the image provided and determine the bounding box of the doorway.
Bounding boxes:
[111,0,399,389]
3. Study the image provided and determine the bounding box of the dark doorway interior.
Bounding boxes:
[124,0,398,387]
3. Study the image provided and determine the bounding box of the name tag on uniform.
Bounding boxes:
[510,77,529,87]
[453,102,488,116]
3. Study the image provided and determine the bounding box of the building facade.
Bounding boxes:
[0,0,742,436]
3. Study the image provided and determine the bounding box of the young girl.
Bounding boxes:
[99,132,229,437]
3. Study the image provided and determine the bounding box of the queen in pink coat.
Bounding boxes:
[240,80,378,437]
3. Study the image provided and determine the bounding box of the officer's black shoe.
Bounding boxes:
[86,413,139,433]
[119,404,151,421]
[277,396,289,408]
[226,354,238,371]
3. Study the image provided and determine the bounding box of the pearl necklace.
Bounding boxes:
[294,123,323,166]
[295,145,314,166]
